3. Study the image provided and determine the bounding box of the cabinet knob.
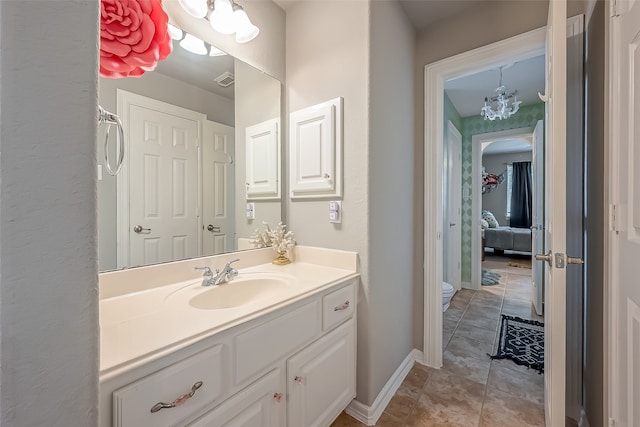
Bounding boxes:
[294,376,304,385]
[150,381,203,413]
[334,301,350,311]
[273,392,284,403]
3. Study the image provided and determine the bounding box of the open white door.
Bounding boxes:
[531,120,545,315]
[609,1,640,425]
[445,121,462,289]
[537,0,567,425]
[202,120,235,256]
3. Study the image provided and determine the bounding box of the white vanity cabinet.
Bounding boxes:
[101,278,356,427]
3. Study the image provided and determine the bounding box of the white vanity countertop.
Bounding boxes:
[99,247,358,380]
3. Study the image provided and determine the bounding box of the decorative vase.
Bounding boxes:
[272,250,291,265]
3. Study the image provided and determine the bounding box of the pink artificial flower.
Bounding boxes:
[100,0,172,78]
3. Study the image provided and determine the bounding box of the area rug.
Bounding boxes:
[508,258,532,269]
[481,269,501,286]
[490,314,544,374]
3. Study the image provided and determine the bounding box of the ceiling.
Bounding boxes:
[154,39,235,100]
[444,55,545,118]
[482,138,532,155]
[397,0,483,30]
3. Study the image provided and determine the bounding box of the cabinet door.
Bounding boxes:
[287,319,355,427]
[289,98,342,199]
[245,118,280,200]
[187,369,285,427]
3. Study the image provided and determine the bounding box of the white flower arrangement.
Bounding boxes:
[249,221,272,248]
[267,221,295,253]
[249,221,295,254]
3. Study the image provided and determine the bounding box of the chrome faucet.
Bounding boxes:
[195,259,240,287]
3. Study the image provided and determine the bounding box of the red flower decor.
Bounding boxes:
[100,0,172,78]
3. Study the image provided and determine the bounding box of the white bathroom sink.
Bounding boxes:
[189,277,294,310]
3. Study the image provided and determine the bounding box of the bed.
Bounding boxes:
[483,226,532,253]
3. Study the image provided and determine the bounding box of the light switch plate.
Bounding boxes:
[246,202,255,220]
[329,201,342,223]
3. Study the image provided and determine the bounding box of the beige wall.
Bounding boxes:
[412,0,550,348]
[285,0,416,406]
[0,1,99,425]
[234,60,283,242]
[285,0,374,402]
[369,0,416,404]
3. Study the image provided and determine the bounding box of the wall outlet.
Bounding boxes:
[329,201,342,223]
[246,202,255,220]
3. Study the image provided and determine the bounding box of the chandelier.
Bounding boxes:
[480,67,521,120]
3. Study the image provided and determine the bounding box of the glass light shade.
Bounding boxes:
[209,45,226,57]
[167,24,184,41]
[179,33,208,55]
[177,0,208,18]
[234,8,259,43]
[210,0,236,35]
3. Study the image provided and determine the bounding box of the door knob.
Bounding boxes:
[133,225,151,234]
[449,223,456,227]
[535,251,552,266]
[207,225,221,233]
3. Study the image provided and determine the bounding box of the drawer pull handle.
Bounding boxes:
[274,392,284,402]
[150,381,203,413]
[294,376,304,385]
[334,301,350,311]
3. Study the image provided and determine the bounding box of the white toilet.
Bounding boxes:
[442,281,455,312]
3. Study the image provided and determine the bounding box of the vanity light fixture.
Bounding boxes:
[179,33,208,55]
[178,0,209,18]
[210,0,236,35]
[209,45,226,56]
[167,24,184,41]
[179,0,260,44]
[232,2,260,43]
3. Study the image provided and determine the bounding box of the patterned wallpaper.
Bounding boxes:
[459,103,545,283]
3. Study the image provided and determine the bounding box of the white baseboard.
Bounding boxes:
[345,349,424,426]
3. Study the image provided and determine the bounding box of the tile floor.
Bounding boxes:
[331,253,544,427]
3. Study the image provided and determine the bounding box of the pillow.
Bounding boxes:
[482,210,499,228]
[480,219,489,229]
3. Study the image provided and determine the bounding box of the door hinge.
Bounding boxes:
[610,204,620,233]
[611,0,619,17]
[608,417,616,426]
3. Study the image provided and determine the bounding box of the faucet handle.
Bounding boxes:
[225,259,240,268]
[195,266,214,277]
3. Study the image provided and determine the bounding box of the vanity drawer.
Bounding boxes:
[323,282,355,331]
[235,300,321,385]
[113,344,225,427]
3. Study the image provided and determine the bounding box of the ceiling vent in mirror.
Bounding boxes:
[215,72,235,87]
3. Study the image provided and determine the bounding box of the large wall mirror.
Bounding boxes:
[98,29,282,272]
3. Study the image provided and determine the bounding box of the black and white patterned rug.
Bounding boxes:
[490,314,544,373]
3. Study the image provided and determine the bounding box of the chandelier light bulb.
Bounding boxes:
[210,0,237,35]
[177,0,208,18]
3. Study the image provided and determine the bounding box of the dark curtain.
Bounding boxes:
[510,161,532,228]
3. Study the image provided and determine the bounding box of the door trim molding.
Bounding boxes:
[423,26,546,367]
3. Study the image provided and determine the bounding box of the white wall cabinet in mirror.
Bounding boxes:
[245,118,280,200]
[289,97,343,199]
